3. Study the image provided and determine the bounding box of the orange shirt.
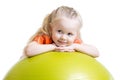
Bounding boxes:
[33,34,82,44]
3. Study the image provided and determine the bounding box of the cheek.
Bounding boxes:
[69,36,77,42]
[52,33,59,41]
[67,37,74,42]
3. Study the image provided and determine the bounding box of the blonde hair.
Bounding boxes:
[28,6,83,43]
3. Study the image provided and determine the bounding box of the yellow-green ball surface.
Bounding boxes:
[4,52,113,80]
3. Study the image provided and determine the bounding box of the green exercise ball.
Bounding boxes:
[4,52,113,80]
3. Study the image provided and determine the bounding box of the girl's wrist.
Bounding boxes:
[73,43,80,51]
[51,44,57,50]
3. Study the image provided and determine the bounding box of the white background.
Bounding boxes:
[0,0,120,80]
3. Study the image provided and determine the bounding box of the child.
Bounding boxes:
[24,6,99,58]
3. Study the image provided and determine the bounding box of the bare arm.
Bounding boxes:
[73,43,99,57]
[24,41,56,57]
[55,43,99,58]
[24,41,99,58]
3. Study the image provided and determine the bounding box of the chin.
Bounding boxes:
[58,44,71,47]
[56,44,67,47]
[55,42,71,47]
[59,45,67,47]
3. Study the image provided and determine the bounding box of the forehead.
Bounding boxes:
[52,17,80,30]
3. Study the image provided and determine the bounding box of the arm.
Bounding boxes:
[24,41,56,57]
[73,43,99,58]
[55,43,99,58]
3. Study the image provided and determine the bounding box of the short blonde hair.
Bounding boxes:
[28,6,83,43]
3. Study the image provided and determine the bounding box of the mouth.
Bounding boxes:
[57,40,67,45]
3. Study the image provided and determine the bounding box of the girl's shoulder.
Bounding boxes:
[33,34,53,44]
[74,39,83,44]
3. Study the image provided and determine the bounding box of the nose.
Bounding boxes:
[60,34,67,41]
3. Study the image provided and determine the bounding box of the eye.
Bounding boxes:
[68,33,73,36]
[57,30,63,34]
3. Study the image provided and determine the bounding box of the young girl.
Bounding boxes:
[24,6,99,58]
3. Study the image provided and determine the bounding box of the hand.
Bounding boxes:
[55,44,76,52]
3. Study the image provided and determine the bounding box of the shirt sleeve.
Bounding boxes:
[33,35,52,44]
[74,39,82,44]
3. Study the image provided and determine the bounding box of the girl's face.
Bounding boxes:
[50,17,80,47]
